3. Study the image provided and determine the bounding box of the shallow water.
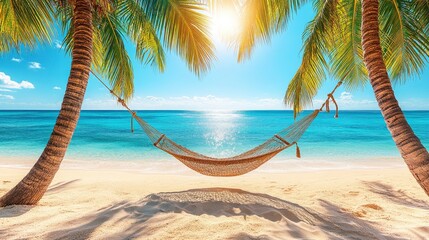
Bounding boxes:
[0,110,428,163]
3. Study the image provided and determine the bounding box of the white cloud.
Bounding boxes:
[258,98,283,105]
[339,91,353,102]
[396,98,429,110]
[11,58,22,63]
[82,95,287,110]
[145,96,165,102]
[29,62,42,69]
[0,72,35,89]
[54,40,63,49]
[0,88,13,92]
[0,94,14,100]
[20,81,35,89]
[53,86,61,90]
[334,92,429,110]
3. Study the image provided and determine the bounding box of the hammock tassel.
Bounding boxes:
[295,143,301,158]
[331,95,339,118]
[130,111,137,133]
[131,116,134,133]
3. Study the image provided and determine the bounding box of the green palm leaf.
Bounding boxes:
[235,0,309,61]
[139,0,215,75]
[118,0,166,72]
[379,0,429,82]
[97,12,134,100]
[0,0,53,52]
[285,0,340,117]
[330,0,367,88]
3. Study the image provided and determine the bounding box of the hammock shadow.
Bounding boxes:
[44,188,389,239]
[123,187,322,223]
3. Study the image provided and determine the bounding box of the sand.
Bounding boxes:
[1,161,429,240]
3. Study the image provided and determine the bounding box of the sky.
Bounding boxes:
[0,3,428,111]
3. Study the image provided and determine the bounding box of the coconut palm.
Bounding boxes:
[234,0,429,195]
[360,0,429,194]
[0,0,214,206]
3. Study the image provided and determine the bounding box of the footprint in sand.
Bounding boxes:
[361,203,383,211]
[283,185,296,194]
[352,209,367,217]
[348,191,359,196]
[352,203,383,218]
[2,180,11,184]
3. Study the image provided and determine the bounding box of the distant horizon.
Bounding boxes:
[1,109,428,112]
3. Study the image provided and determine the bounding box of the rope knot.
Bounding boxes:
[320,91,340,118]
[117,98,126,107]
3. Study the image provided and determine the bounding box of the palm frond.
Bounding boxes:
[91,25,105,75]
[206,0,238,13]
[56,4,73,54]
[411,0,429,31]
[139,0,215,75]
[330,0,367,88]
[285,0,340,118]
[0,0,53,52]
[235,0,275,61]
[379,0,429,82]
[97,12,134,100]
[0,32,18,53]
[118,0,166,72]
[235,0,309,62]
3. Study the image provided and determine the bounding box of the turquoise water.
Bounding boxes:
[0,110,428,163]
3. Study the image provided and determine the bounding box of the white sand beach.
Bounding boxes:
[1,160,429,240]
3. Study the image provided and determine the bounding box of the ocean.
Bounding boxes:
[0,110,428,166]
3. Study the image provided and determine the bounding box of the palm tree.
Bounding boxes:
[0,0,214,207]
[233,0,429,195]
[361,0,429,194]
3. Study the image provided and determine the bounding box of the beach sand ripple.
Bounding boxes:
[1,167,429,239]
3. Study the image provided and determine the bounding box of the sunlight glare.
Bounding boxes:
[202,111,242,157]
[210,8,241,40]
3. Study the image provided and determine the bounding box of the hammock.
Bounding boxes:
[92,72,342,176]
[135,109,318,176]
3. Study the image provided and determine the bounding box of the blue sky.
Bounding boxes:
[0,4,428,110]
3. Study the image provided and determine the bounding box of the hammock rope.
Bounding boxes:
[90,70,342,176]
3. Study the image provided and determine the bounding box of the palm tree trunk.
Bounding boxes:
[361,0,429,195]
[0,0,93,206]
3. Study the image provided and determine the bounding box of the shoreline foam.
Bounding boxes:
[0,156,407,174]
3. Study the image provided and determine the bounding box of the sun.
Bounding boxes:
[210,8,241,40]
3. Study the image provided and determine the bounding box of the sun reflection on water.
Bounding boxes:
[202,111,243,157]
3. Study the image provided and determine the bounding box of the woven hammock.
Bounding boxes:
[92,72,342,177]
[135,110,319,176]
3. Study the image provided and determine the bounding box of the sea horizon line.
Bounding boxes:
[1,109,429,112]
